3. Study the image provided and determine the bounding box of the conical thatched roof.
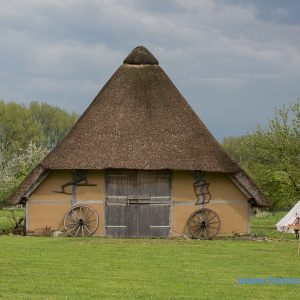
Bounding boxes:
[8,46,271,207]
[37,47,241,171]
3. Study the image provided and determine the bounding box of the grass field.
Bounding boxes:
[0,209,299,299]
[251,211,297,240]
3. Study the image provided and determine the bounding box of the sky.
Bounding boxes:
[1,0,300,142]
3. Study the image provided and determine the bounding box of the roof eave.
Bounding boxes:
[231,170,272,207]
[7,165,50,205]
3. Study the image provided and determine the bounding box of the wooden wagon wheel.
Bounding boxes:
[64,205,99,237]
[188,208,221,240]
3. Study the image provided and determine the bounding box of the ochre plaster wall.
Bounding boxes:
[206,172,248,201]
[29,203,71,231]
[29,170,73,200]
[172,171,249,235]
[28,170,105,234]
[173,171,196,201]
[76,170,105,200]
[173,206,197,235]
[206,203,248,234]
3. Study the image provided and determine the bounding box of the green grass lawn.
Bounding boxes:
[0,236,299,299]
[0,209,299,299]
[0,210,300,299]
[251,211,297,240]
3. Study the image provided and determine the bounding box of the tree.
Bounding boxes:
[0,100,80,205]
[221,135,247,163]
[0,100,80,161]
[28,101,80,149]
[237,99,300,213]
[0,101,45,161]
[0,142,49,204]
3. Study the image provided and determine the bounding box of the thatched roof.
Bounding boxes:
[8,46,271,207]
[33,47,241,171]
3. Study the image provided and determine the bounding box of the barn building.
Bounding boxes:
[8,46,271,238]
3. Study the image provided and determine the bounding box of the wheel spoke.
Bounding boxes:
[207,226,218,230]
[206,227,214,236]
[84,225,92,235]
[190,219,201,224]
[73,210,80,220]
[199,212,203,222]
[82,207,88,220]
[206,215,217,224]
[192,227,201,234]
[66,216,77,222]
[199,227,205,238]
[84,219,98,223]
[206,221,219,225]
[82,225,84,237]
[80,206,82,219]
[75,225,81,237]
[194,214,201,221]
[65,223,77,226]
[84,211,95,221]
[67,224,79,234]
[205,211,210,223]
[88,224,97,228]
[201,211,206,222]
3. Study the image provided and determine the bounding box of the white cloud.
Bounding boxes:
[1,0,300,140]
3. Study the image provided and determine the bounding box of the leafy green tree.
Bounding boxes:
[221,135,247,163]
[237,100,300,213]
[28,101,80,149]
[0,100,80,161]
[0,100,45,161]
[0,100,80,204]
[0,142,49,204]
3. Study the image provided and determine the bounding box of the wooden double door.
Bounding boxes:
[105,170,171,238]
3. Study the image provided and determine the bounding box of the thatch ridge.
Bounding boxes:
[123,46,159,65]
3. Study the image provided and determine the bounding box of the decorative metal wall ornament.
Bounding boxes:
[53,176,97,195]
[193,180,211,205]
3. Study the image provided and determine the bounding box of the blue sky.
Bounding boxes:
[1,0,300,142]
